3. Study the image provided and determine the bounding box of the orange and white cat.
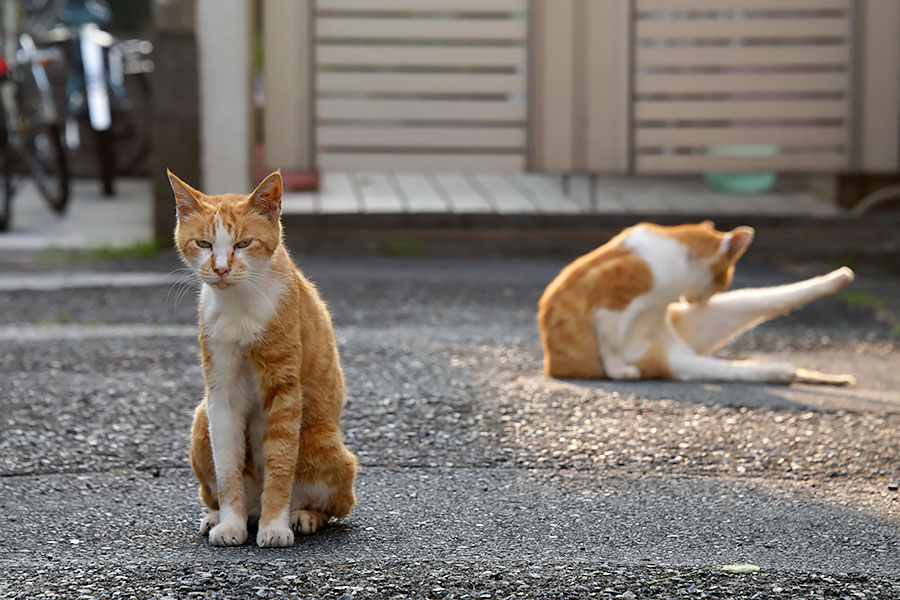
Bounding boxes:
[539,222,855,385]
[169,170,357,548]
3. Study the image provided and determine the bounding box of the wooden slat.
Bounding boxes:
[317,153,525,171]
[637,0,849,11]
[432,173,494,211]
[635,72,847,94]
[636,17,848,38]
[318,0,527,12]
[316,17,526,40]
[635,45,848,67]
[316,171,362,212]
[351,172,405,213]
[600,177,676,213]
[513,174,584,213]
[317,126,525,148]
[635,152,846,172]
[316,45,526,67]
[316,99,526,121]
[635,126,846,147]
[470,173,536,213]
[392,172,451,212]
[316,72,526,94]
[635,99,847,120]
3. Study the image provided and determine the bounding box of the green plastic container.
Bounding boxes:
[704,145,778,194]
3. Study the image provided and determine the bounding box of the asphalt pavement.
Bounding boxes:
[1,251,899,599]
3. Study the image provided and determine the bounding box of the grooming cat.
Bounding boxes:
[538,221,855,385]
[169,170,357,547]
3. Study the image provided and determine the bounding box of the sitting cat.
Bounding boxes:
[538,221,855,385]
[169,170,357,547]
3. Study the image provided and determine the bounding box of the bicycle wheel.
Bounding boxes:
[111,72,151,175]
[66,72,150,184]
[0,103,12,231]
[16,59,70,213]
[22,121,69,213]
[0,151,11,231]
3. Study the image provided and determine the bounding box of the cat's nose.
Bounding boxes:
[213,265,230,276]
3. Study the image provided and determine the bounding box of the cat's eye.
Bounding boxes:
[195,240,212,249]
[235,239,252,249]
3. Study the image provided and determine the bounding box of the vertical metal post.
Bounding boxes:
[3,0,17,65]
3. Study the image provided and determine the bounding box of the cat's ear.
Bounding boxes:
[248,170,283,222]
[700,220,715,229]
[167,170,203,218]
[725,226,754,260]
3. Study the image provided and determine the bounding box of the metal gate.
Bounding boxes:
[632,0,853,173]
[313,0,528,171]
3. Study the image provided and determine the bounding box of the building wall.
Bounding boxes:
[215,0,899,177]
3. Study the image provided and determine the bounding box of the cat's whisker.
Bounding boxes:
[165,277,191,308]
[244,272,280,317]
[177,281,200,311]
[167,273,201,317]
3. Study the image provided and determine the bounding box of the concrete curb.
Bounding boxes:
[281,211,900,260]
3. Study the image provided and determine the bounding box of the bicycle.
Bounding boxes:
[0,14,69,231]
[25,0,153,196]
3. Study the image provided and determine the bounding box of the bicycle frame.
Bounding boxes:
[17,32,57,123]
[79,23,110,131]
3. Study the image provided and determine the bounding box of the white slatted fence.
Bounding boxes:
[314,0,528,171]
[633,0,853,173]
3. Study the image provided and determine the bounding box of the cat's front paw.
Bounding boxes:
[257,523,294,548]
[208,520,248,546]
[291,509,327,535]
[200,510,220,535]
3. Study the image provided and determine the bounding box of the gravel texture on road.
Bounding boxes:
[1,252,898,598]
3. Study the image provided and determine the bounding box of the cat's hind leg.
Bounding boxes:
[190,401,222,535]
[539,302,605,379]
[291,426,358,534]
[668,267,854,355]
[594,308,641,380]
[290,508,328,534]
[663,331,854,385]
[668,351,798,384]
[199,511,220,535]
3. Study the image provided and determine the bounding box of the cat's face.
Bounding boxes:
[682,222,754,303]
[654,221,753,303]
[169,171,283,290]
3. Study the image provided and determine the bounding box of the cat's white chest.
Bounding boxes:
[201,277,287,346]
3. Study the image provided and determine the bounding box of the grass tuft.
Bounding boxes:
[379,239,431,257]
[840,290,890,310]
[39,239,159,264]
